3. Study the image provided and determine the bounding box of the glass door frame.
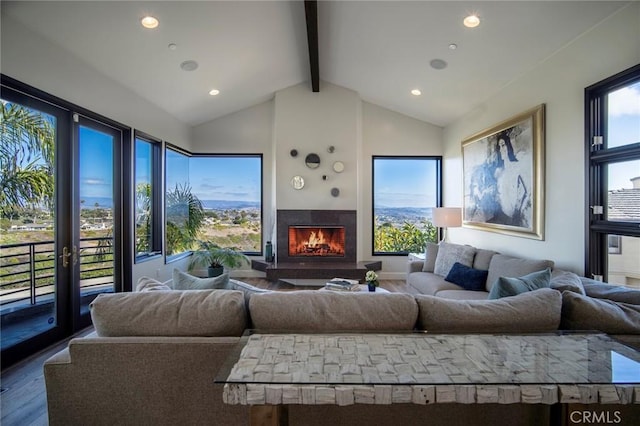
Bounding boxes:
[1,75,133,368]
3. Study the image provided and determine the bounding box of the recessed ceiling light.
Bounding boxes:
[411,89,422,96]
[141,16,159,29]
[168,43,177,51]
[463,14,480,28]
[449,43,458,50]
[430,59,448,70]
[180,60,199,71]
[209,89,220,96]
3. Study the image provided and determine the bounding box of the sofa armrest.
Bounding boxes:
[407,260,424,275]
[44,336,248,426]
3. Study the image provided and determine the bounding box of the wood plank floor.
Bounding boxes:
[0,279,413,425]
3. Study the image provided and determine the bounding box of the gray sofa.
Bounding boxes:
[44,276,640,425]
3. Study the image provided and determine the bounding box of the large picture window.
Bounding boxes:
[164,146,262,260]
[372,156,441,255]
[585,64,640,288]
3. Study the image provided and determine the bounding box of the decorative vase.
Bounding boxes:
[367,283,376,292]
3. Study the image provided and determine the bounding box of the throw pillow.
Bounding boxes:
[136,276,172,292]
[485,254,554,293]
[488,268,551,299]
[433,242,476,277]
[549,270,585,295]
[581,279,640,305]
[444,262,488,291]
[560,291,640,334]
[421,243,439,272]
[172,268,229,290]
[415,288,561,332]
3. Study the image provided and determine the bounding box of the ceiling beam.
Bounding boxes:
[304,0,319,92]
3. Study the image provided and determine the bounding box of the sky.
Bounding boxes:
[607,81,640,190]
[79,126,114,200]
[373,158,438,208]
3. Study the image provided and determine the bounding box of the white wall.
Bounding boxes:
[361,102,443,276]
[1,15,192,285]
[274,82,360,210]
[442,3,640,274]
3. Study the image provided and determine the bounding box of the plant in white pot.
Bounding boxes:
[189,241,250,277]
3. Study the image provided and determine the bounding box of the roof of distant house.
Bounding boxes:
[608,187,640,221]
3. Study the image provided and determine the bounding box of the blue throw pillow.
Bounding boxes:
[444,262,489,291]
[488,268,552,299]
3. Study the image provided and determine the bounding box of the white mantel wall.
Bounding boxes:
[192,82,444,277]
[442,3,640,274]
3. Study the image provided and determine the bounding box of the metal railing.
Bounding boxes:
[0,237,114,307]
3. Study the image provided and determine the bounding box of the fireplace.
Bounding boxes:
[277,210,356,263]
[288,226,345,258]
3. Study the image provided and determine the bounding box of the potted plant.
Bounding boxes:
[189,241,250,277]
[365,270,379,292]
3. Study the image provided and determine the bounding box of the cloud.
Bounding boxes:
[609,85,640,117]
[82,178,109,186]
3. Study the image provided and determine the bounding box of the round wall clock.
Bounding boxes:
[332,161,345,173]
[291,175,305,190]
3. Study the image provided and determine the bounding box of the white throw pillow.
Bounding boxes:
[433,242,476,277]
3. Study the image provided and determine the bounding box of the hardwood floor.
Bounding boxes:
[0,279,413,425]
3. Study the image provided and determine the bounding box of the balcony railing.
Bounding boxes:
[0,237,114,307]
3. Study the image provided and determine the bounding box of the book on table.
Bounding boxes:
[325,278,360,291]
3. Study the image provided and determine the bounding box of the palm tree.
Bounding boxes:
[165,183,205,255]
[0,102,55,217]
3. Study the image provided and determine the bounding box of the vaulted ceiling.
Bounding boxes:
[2,1,630,127]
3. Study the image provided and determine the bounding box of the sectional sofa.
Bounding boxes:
[43,272,640,425]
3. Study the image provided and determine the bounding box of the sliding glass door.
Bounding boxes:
[0,83,125,367]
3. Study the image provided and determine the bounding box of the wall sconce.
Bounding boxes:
[432,207,462,243]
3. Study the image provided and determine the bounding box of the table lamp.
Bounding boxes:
[432,207,462,243]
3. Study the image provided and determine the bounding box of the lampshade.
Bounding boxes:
[432,207,462,228]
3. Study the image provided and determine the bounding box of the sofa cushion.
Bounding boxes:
[249,291,418,331]
[172,268,229,290]
[433,242,476,277]
[434,289,489,300]
[488,268,551,299]
[90,290,246,337]
[486,254,554,292]
[445,262,489,291]
[415,288,561,332]
[560,291,640,334]
[421,243,439,272]
[472,249,498,271]
[136,276,172,292]
[407,272,462,296]
[549,270,585,295]
[580,279,640,305]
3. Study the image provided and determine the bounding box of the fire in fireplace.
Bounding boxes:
[288,226,345,257]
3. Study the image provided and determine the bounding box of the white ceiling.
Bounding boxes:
[2,1,630,127]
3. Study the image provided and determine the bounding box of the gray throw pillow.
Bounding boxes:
[550,270,585,295]
[581,279,640,305]
[488,268,551,299]
[433,242,476,277]
[421,243,439,272]
[172,269,229,290]
[136,276,172,292]
[561,291,640,334]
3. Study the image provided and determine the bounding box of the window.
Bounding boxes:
[165,146,193,260]
[372,156,442,255]
[189,155,262,254]
[585,64,640,287]
[164,146,262,260]
[134,132,161,261]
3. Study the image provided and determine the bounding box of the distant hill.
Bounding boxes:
[80,197,113,209]
[201,200,260,210]
[374,206,433,221]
